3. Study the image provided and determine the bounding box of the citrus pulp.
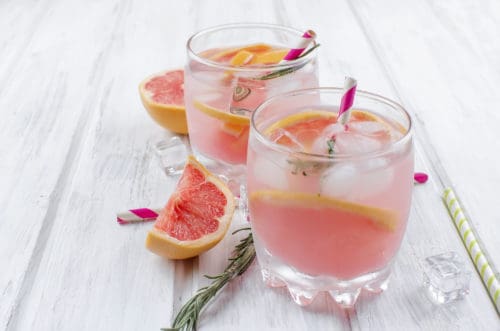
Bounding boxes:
[146,155,235,259]
[139,69,188,134]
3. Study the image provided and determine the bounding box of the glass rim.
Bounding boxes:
[251,87,413,161]
[186,23,318,72]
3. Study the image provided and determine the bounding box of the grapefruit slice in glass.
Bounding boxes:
[250,190,399,232]
[139,69,188,134]
[146,156,235,259]
[193,99,250,136]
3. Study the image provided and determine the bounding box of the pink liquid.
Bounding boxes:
[184,45,318,166]
[247,109,414,280]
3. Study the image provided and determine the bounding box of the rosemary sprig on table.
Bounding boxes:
[257,44,321,80]
[162,228,255,331]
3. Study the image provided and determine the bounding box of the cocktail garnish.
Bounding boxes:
[327,137,336,156]
[287,157,327,176]
[257,44,320,81]
[162,228,255,331]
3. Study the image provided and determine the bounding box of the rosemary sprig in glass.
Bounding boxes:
[162,228,255,331]
[257,44,321,80]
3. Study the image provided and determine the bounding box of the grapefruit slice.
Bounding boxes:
[193,99,249,136]
[264,110,335,135]
[230,50,255,66]
[264,110,336,150]
[209,43,272,62]
[139,69,188,134]
[252,49,289,64]
[146,156,235,259]
[250,190,398,231]
[264,110,394,152]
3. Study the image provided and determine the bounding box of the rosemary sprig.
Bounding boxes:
[257,44,321,80]
[162,228,255,331]
[327,138,335,156]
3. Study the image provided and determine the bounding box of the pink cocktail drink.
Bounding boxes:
[247,88,414,307]
[185,24,318,175]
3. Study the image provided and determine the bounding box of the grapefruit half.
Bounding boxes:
[146,156,235,259]
[139,69,188,134]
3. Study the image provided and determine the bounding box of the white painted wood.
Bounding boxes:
[0,0,499,330]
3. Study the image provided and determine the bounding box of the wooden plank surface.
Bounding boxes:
[0,0,499,330]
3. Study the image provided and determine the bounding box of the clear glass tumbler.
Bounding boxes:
[246,87,414,307]
[184,23,318,182]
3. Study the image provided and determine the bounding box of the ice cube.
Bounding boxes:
[238,184,250,222]
[348,121,388,136]
[423,252,471,304]
[322,123,345,137]
[320,163,358,198]
[270,128,304,151]
[334,131,382,154]
[357,158,394,198]
[310,123,345,155]
[320,158,394,200]
[251,154,288,190]
[154,137,189,176]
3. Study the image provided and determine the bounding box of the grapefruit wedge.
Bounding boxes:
[146,156,235,259]
[139,69,188,134]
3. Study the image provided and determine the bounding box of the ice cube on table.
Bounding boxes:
[423,252,471,304]
[154,136,189,176]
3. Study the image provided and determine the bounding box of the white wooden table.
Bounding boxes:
[1,0,499,330]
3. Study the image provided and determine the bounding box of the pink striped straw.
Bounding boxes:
[281,30,316,62]
[116,208,161,225]
[337,77,357,125]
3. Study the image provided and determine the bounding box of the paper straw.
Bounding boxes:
[281,30,316,62]
[116,208,162,225]
[443,187,500,313]
[337,77,357,125]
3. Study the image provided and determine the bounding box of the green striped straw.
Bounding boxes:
[443,187,500,314]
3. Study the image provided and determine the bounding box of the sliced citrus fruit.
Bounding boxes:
[264,110,335,135]
[230,50,255,66]
[146,156,235,259]
[252,49,289,64]
[193,99,250,137]
[139,69,187,134]
[263,109,399,153]
[193,100,249,126]
[264,110,336,150]
[250,189,398,231]
[223,50,256,80]
[209,43,272,62]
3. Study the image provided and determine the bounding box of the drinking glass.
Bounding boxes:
[184,23,318,184]
[247,87,414,307]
